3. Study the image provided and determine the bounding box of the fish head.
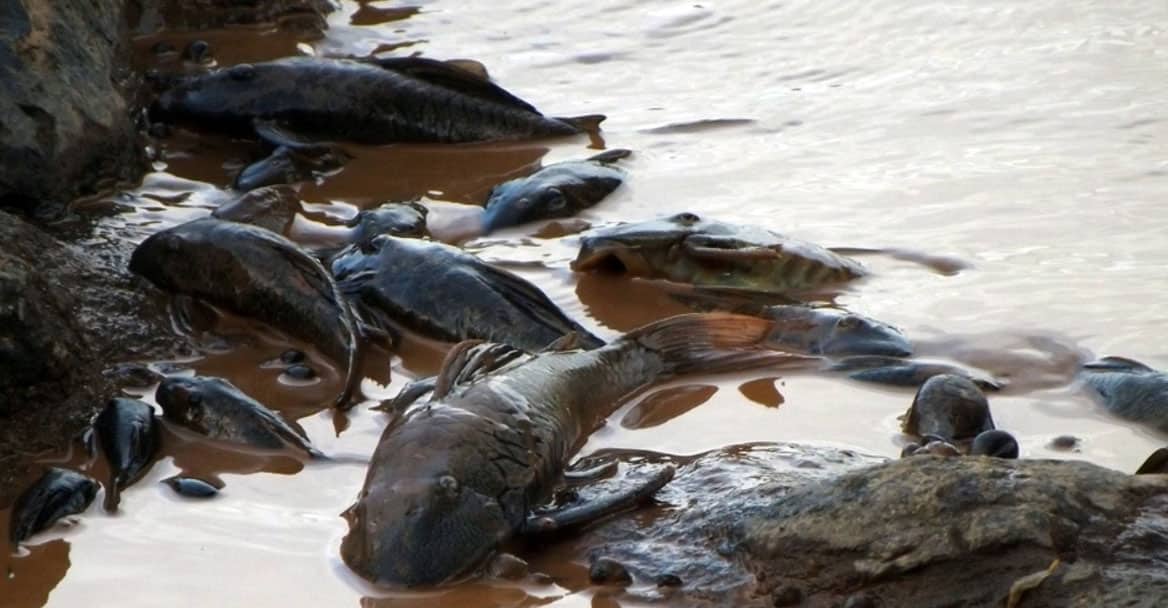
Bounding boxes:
[129,219,220,292]
[151,62,284,132]
[818,311,912,358]
[571,212,704,275]
[341,473,510,587]
[349,201,429,243]
[482,164,622,232]
[155,375,250,436]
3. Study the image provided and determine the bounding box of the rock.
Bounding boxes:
[0,0,146,219]
[555,444,1168,607]
[743,458,1168,607]
[136,0,336,32]
[0,210,193,503]
[901,374,994,441]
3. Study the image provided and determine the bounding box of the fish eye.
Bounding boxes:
[837,316,860,329]
[674,212,700,224]
[437,475,460,498]
[228,64,256,81]
[545,190,567,211]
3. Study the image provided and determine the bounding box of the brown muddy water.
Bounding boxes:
[5,1,1168,606]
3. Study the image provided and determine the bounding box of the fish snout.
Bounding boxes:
[155,377,201,420]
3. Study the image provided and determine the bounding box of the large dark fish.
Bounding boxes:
[331,235,603,351]
[572,212,866,295]
[152,56,603,145]
[340,313,807,587]
[1080,356,1168,433]
[155,376,324,458]
[93,398,161,512]
[129,218,363,408]
[9,468,98,544]
[481,149,629,233]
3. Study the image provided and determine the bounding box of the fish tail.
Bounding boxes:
[103,480,122,512]
[557,113,606,132]
[625,312,810,376]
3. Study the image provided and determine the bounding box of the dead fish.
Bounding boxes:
[10,468,98,544]
[331,235,603,351]
[481,149,630,233]
[211,185,301,235]
[155,375,324,458]
[93,398,160,512]
[760,305,911,358]
[346,200,430,244]
[152,56,603,145]
[572,212,865,295]
[162,476,220,498]
[902,374,996,441]
[129,217,363,408]
[340,313,807,587]
[832,355,1003,391]
[1080,356,1168,433]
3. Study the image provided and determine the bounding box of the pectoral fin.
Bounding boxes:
[522,465,675,535]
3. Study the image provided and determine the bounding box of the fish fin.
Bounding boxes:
[542,332,583,352]
[587,149,631,164]
[252,119,329,150]
[555,114,606,132]
[682,235,783,262]
[1083,356,1155,373]
[375,376,438,412]
[1135,448,1168,475]
[368,56,541,114]
[625,312,813,376]
[102,479,122,512]
[522,465,674,535]
[442,58,490,80]
[432,341,529,398]
[469,263,606,349]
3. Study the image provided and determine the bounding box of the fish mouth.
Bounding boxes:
[571,242,650,275]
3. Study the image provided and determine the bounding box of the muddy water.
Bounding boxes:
[5,0,1168,605]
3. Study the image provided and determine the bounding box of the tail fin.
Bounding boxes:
[623,313,812,376]
[558,114,606,133]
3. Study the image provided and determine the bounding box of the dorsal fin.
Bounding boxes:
[432,341,530,399]
[364,56,541,115]
[587,149,632,164]
[542,332,582,352]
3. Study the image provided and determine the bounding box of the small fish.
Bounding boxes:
[162,476,220,498]
[1080,356,1168,433]
[152,56,603,145]
[93,398,161,511]
[130,218,363,408]
[341,312,808,587]
[331,235,603,351]
[10,468,98,544]
[572,212,865,295]
[155,375,324,458]
[481,149,629,233]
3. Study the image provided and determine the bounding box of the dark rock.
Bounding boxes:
[0,210,193,504]
[771,585,803,606]
[0,0,146,219]
[284,364,316,380]
[589,557,632,586]
[1048,435,1081,451]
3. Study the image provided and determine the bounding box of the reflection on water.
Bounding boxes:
[9,0,1168,605]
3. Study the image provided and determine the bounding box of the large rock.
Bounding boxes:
[557,446,1168,607]
[0,210,193,503]
[0,0,146,219]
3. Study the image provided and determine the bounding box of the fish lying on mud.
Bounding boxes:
[340,313,810,587]
[93,398,161,512]
[331,235,603,351]
[481,149,630,234]
[571,212,866,295]
[1080,356,1168,432]
[155,376,324,458]
[129,218,363,408]
[9,468,99,544]
[152,56,604,145]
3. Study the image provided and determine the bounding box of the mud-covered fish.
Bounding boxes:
[901,374,995,441]
[481,149,629,233]
[341,313,807,587]
[93,398,160,512]
[130,218,363,408]
[571,212,865,294]
[9,468,99,544]
[152,56,602,145]
[331,235,603,351]
[1080,356,1168,433]
[155,376,324,458]
[760,305,911,357]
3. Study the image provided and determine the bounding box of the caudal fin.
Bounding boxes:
[623,312,812,377]
[557,114,607,133]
